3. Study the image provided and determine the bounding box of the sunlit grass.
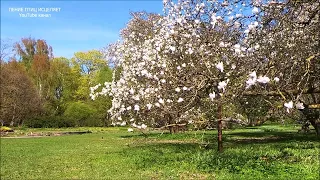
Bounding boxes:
[1,124,319,179]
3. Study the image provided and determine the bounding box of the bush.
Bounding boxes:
[0,126,14,132]
[24,116,76,128]
[24,116,46,128]
[24,102,103,128]
[64,101,101,127]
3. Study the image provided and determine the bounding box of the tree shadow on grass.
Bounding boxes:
[121,130,319,151]
[121,132,170,138]
[120,131,195,140]
[121,142,201,169]
[117,129,319,179]
[194,130,320,151]
[119,134,319,179]
[225,131,318,143]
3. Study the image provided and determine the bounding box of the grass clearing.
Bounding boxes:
[1,124,319,179]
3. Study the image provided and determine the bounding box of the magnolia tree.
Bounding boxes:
[94,0,260,128]
[92,0,319,139]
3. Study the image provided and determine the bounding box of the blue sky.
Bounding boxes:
[1,1,164,59]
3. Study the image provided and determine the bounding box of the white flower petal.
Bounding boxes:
[209,92,216,101]
[252,7,259,14]
[141,124,147,129]
[134,104,140,111]
[295,102,305,110]
[216,62,224,72]
[257,76,270,84]
[121,121,126,126]
[284,101,293,109]
[177,97,184,103]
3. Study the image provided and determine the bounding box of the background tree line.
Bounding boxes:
[0,37,113,127]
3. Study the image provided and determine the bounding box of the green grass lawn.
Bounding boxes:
[0,124,319,180]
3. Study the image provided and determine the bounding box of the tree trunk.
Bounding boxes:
[217,103,223,152]
[300,107,320,136]
[166,114,177,134]
[169,126,173,134]
[39,80,42,98]
[310,119,320,137]
[10,114,15,127]
[103,113,109,127]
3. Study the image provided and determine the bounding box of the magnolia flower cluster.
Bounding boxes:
[90,82,113,100]
[284,101,305,113]
[245,71,277,89]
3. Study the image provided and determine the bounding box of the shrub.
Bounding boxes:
[0,126,14,132]
[24,116,76,128]
[64,101,101,127]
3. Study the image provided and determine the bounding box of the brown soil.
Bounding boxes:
[0,131,92,138]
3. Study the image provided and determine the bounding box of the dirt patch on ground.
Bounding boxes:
[1,136,48,139]
[0,131,92,138]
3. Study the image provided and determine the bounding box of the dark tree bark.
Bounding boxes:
[217,103,223,152]
[309,119,320,136]
[299,107,320,136]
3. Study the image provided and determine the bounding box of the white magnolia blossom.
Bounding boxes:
[141,124,147,129]
[246,78,257,89]
[121,121,126,126]
[234,44,241,54]
[159,98,165,104]
[90,95,96,100]
[295,102,305,110]
[234,21,241,28]
[284,101,293,113]
[209,92,216,101]
[134,104,140,111]
[218,81,227,91]
[146,103,152,110]
[216,62,224,72]
[249,71,257,78]
[252,7,259,14]
[257,76,270,84]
